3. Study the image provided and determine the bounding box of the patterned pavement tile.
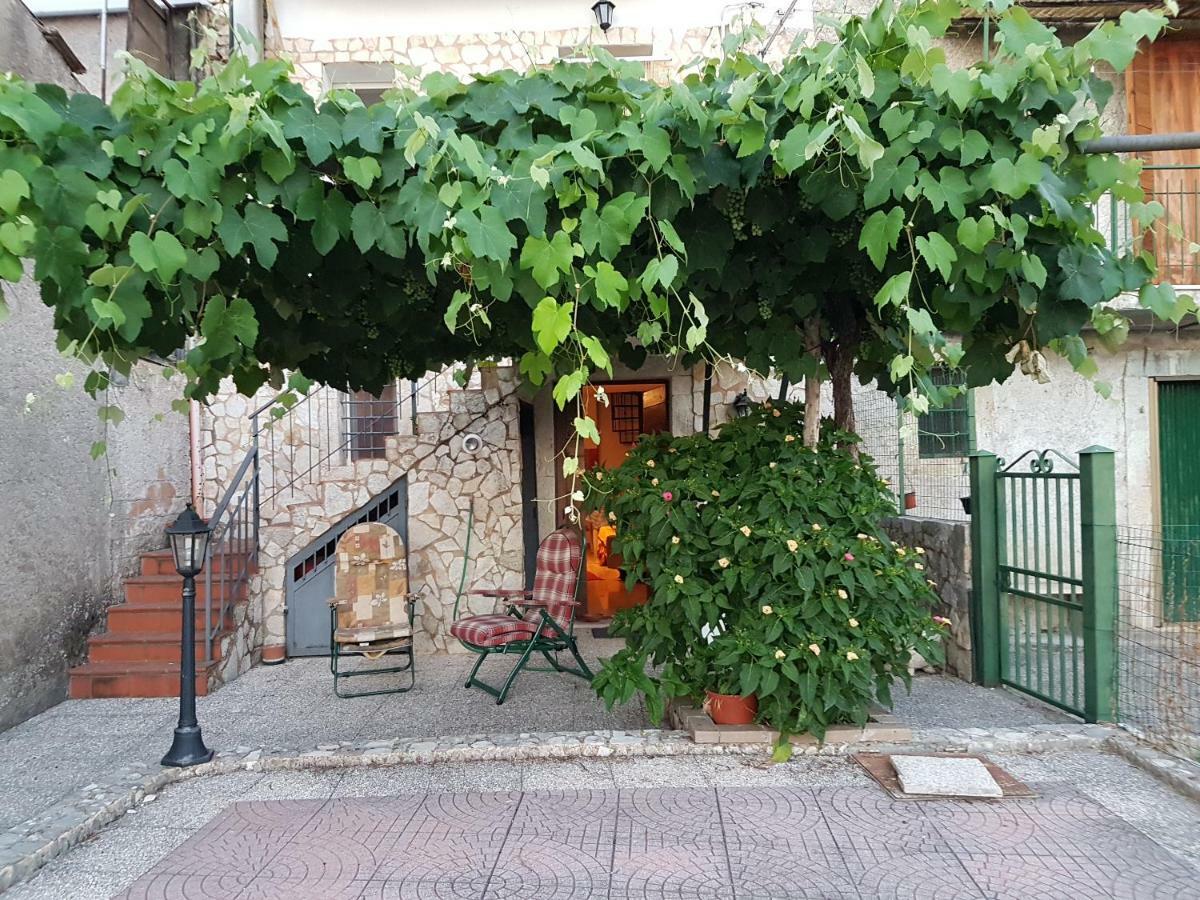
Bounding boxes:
[114,786,1200,900]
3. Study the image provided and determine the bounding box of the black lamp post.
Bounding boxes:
[161,503,214,768]
[732,391,752,418]
[592,0,615,32]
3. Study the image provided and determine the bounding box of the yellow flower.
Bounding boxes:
[786,539,799,552]
[849,617,859,628]
[646,459,655,468]
[718,558,731,568]
[896,547,906,557]
[836,589,849,601]
[674,574,684,584]
[740,526,752,537]
[808,643,821,657]
[846,651,859,661]
[711,490,720,498]
[914,562,925,571]
[651,477,660,486]
[671,536,680,545]
[769,462,777,469]
[762,604,773,615]
[608,511,616,522]
[916,547,926,555]
[772,409,781,417]
[774,649,786,660]
[812,523,822,532]
[785,434,795,442]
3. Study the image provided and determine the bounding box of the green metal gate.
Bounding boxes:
[969,447,1116,721]
[1157,381,1200,622]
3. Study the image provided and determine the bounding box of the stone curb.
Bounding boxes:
[0,722,1121,894]
[1107,735,1200,806]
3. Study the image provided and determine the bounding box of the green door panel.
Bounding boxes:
[1157,380,1200,622]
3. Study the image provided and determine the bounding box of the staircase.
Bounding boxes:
[67,550,246,698]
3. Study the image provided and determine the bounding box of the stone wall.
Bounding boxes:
[882,515,974,681]
[200,367,525,666]
[0,0,191,730]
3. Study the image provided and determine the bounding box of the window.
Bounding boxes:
[345,382,400,461]
[917,368,970,458]
[610,392,644,443]
[324,62,395,103]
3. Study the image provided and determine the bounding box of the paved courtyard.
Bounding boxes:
[4,750,1199,899]
[5,630,1200,898]
[0,630,1070,833]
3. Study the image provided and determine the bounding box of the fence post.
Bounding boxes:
[1080,445,1117,722]
[969,451,1001,686]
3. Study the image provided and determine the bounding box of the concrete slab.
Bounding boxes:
[890,755,1004,798]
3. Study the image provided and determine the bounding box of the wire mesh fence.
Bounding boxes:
[853,383,971,522]
[1115,525,1200,756]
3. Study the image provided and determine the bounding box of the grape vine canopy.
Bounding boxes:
[0,0,1193,461]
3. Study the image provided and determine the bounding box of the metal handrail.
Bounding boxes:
[203,443,259,661]
[1100,162,1200,285]
[251,371,447,504]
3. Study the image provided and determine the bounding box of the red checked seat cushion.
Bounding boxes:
[450,614,538,648]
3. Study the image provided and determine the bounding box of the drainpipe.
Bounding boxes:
[189,400,203,515]
[98,0,109,101]
[701,363,713,434]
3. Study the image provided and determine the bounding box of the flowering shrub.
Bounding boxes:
[587,401,944,749]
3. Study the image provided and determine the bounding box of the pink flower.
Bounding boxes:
[933,615,952,626]
[662,491,673,502]
[844,552,855,562]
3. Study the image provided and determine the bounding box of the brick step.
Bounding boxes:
[87,630,226,665]
[68,660,215,699]
[106,601,234,636]
[140,549,254,577]
[122,574,250,606]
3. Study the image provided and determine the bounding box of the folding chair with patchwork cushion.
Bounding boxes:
[330,523,418,698]
[449,526,592,705]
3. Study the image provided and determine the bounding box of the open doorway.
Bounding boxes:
[554,381,671,620]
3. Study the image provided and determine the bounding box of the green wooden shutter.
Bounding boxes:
[1157,380,1200,622]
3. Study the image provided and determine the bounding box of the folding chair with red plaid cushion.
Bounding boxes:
[449,526,591,704]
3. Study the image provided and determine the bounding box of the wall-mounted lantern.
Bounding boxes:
[732,391,752,418]
[592,1,616,32]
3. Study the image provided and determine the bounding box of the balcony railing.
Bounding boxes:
[1101,163,1200,286]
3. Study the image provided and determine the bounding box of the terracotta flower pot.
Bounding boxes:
[904,491,918,510]
[705,690,758,725]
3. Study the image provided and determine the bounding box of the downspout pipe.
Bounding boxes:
[701,362,713,435]
[1080,132,1200,154]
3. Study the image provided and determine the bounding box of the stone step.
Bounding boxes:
[121,574,251,606]
[87,630,225,665]
[105,601,234,636]
[139,548,254,577]
[68,659,215,699]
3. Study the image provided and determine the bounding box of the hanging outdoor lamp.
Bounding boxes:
[732,391,752,418]
[161,503,214,768]
[592,0,616,32]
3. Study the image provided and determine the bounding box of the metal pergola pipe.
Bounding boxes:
[1080,132,1200,154]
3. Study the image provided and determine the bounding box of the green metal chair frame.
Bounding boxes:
[329,599,417,698]
[450,521,592,705]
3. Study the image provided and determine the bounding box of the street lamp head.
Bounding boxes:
[732,391,752,418]
[591,0,616,32]
[166,502,210,577]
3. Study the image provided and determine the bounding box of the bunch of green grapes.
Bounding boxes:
[722,189,748,241]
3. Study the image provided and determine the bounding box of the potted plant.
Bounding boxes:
[588,401,947,757]
[698,644,758,725]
